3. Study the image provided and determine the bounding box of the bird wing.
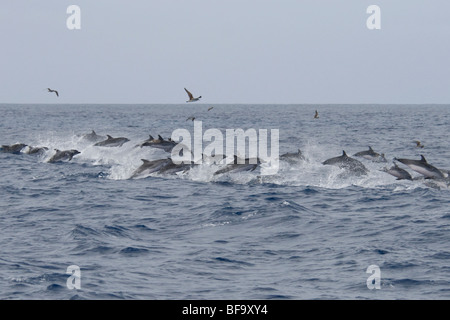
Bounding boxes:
[184,88,194,100]
[47,88,59,96]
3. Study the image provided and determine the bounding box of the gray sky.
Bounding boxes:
[1,0,450,104]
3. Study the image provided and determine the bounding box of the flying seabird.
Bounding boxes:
[47,88,59,97]
[314,110,319,119]
[414,140,424,148]
[184,88,201,102]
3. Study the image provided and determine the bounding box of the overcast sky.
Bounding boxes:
[1,0,450,104]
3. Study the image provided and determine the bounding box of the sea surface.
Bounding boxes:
[0,103,449,300]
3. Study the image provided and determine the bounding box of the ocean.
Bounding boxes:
[0,103,449,300]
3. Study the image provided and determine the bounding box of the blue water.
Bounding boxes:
[1,104,449,300]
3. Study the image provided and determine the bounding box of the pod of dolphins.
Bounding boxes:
[321,146,449,183]
[1,133,449,188]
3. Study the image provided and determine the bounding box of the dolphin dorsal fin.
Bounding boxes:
[420,155,427,163]
[158,135,164,141]
[141,159,150,164]
[149,135,154,140]
[107,135,113,139]
[92,130,96,134]
[342,150,348,157]
[369,146,373,151]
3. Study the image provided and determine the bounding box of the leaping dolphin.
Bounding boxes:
[47,149,80,163]
[81,130,106,143]
[138,135,177,152]
[353,146,387,163]
[322,150,369,176]
[24,146,49,155]
[382,163,413,180]
[394,155,445,179]
[279,149,305,163]
[94,135,130,147]
[213,156,260,175]
[135,135,156,147]
[157,160,193,175]
[130,158,173,179]
[0,143,28,154]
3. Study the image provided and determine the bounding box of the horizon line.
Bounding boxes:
[1,102,450,106]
